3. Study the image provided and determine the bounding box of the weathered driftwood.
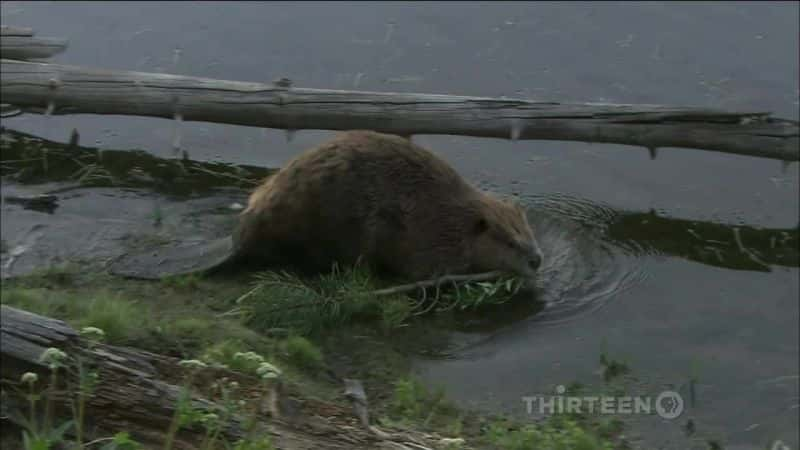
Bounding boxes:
[0,305,452,450]
[1,26,35,37]
[0,27,68,60]
[1,59,797,161]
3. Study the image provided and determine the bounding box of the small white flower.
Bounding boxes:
[256,362,282,380]
[233,351,265,364]
[39,348,68,369]
[178,359,207,370]
[229,381,239,389]
[21,372,38,385]
[79,327,105,340]
[440,438,465,447]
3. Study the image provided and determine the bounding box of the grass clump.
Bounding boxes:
[1,288,147,345]
[381,377,462,435]
[0,288,58,317]
[79,296,147,345]
[150,314,271,360]
[282,336,324,371]
[161,273,202,290]
[17,264,80,288]
[484,416,614,450]
[599,351,630,383]
[231,437,275,450]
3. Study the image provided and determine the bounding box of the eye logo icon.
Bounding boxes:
[655,391,684,420]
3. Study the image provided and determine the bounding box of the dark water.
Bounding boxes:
[1,2,798,449]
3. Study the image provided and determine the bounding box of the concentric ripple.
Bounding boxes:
[521,193,652,326]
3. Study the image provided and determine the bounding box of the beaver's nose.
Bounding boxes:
[528,253,542,270]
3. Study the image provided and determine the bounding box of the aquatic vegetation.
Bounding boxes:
[241,265,525,336]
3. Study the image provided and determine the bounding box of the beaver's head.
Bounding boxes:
[468,195,543,280]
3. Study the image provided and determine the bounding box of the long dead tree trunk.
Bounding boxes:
[0,26,68,60]
[1,59,797,161]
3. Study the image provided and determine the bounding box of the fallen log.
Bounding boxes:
[0,305,452,450]
[1,59,797,161]
[0,26,35,37]
[0,305,247,449]
[0,27,68,60]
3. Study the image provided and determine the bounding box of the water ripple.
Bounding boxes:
[522,193,653,326]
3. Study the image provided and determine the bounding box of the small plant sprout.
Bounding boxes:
[79,326,106,341]
[178,359,208,370]
[20,371,41,440]
[199,411,222,450]
[232,351,274,374]
[256,362,282,421]
[39,347,68,370]
[163,359,210,450]
[21,372,38,385]
[73,360,100,447]
[37,348,70,437]
[233,351,266,364]
[256,362,282,380]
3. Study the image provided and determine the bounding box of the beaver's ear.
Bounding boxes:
[473,217,489,234]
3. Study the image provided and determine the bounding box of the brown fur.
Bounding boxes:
[232,130,543,280]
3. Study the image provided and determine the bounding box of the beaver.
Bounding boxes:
[110,131,544,281]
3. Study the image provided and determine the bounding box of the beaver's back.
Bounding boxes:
[238,131,479,274]
[246,131,470,214]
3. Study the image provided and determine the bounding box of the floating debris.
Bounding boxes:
[171,112,183,156]
[383,20,395,44]
[68,129,80,148]
[384,75,423,84]
[172,46,182,71]
[4,194,59,214]
[0,104,22,118]
[510,119,524,141]
[272,77,292,89]
[353,72,364,88]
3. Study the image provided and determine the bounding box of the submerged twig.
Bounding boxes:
[371,271,505,297]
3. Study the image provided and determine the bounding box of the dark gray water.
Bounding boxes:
[1,2,798,449]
